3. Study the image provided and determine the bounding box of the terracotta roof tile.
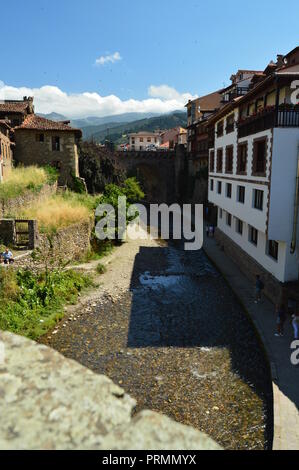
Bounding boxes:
[0,101,31,114]
[15,115,82,136]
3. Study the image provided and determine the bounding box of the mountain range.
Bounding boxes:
[38,111,187,144]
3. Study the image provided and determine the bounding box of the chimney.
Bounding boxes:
[277,54,284,67]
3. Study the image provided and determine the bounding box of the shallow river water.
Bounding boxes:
[43,241,273,450]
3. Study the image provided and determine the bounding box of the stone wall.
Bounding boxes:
[37,219,92,262]
[215,227,283,304]
[0,183,57,218]
[0,330,221,450]
[14,129,79,187]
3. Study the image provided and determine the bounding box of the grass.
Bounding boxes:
[0,267,94,339]
[0,166,56,202]
[96,262,107,275]
[13,194,92,234]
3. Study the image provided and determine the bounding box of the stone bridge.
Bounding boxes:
[111,147,186,204]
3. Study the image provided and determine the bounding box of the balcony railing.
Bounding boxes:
[238,105,299,138]
[222,87,250,103]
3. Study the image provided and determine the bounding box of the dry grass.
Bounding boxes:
[16,195,91,233]
[0,166,49,201]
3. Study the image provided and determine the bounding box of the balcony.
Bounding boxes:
[221,87,250,103]
[238,105,299,138]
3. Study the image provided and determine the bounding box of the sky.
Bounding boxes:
[1,0,299,118]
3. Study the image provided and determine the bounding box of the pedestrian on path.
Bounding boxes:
[275,304,286,337]
[292,312,299,340]
[254,275,264,303]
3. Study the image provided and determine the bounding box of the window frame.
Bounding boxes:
[249,226,258,246]
[252,137,267,177]
[237,142,248,175]
[253,189,264,211]
[267,240,279,261]
[225,145,234,174]
[226,182,232,198]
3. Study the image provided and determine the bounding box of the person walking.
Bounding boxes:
[292,312,299,340]
[254,275,264,303]
[275,304,286,337]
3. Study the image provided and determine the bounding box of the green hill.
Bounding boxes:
[82,111,187,143]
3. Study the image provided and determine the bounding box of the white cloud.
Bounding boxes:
[0,81,197,119]
[95,52,122,66]
[148,84,193,105]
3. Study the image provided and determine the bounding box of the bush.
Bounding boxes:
[96,178,144,241]
[96,262,107,275]
[0,267,93,339]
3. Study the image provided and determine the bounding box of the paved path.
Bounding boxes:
[204,235,299,450]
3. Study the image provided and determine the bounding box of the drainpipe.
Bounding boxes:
[290,145,299,254]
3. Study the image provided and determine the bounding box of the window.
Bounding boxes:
[219,208,223,219]
[226,212,232,226]
[216,148,223,172]
[225,146,233,173]
[226,114,234,133]
[36,133,45,143]
[236,218,243,235]
[140,138,144,142]
[209,151,215,172]
[249,226,258,246]
[253,138,267,176]
[237,185,245,203]
[217,120,224,137]
[226,183,232,198]
[267,240,279,260]
[210,179,214,191]
[52,136,60,152]
[253,189,264,210]
[217,181,222,194]
[147,137,151,143]
[131,138,135,144]
[237,143,248,174]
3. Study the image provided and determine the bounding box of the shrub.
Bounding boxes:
[96,262,107,275]
[96,178,144,241]
[0,266,93,339]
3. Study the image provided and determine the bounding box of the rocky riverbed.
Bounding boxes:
[41,234,273,450]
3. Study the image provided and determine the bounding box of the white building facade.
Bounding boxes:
[128,132,162,151]
[208,59,299,290]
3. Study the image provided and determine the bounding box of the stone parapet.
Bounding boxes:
[0,331,221,450]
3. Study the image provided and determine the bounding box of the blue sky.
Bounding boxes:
[1,0,299,117]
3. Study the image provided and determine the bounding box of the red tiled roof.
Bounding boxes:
[198,90,224,112]
[15,115,82,137]
[0,101,31,114]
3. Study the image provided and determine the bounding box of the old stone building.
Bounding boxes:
[0,120,13,182]
[14,115,82,186]
[0,97,82,186]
